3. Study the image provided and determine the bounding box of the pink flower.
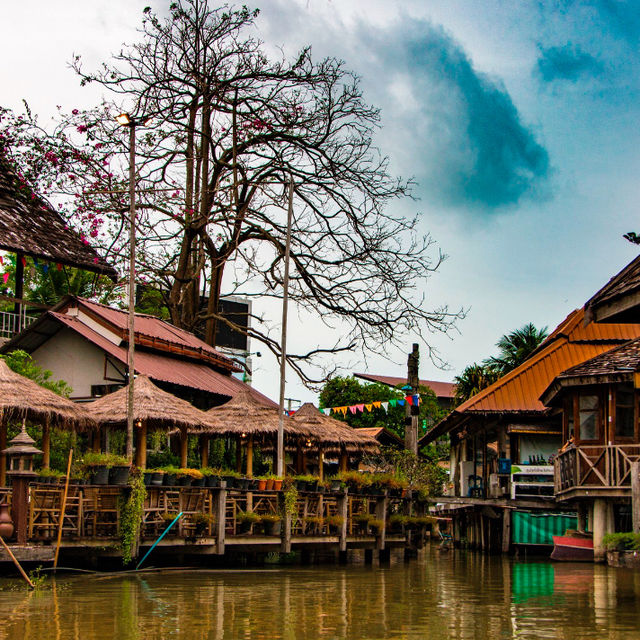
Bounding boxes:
[72,109,79,115]
[77,125,88,133]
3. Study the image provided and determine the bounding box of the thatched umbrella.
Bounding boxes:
[197,390,315,477]
[86,374,213,468]
[0,359,97,484]
[292,403,380,477]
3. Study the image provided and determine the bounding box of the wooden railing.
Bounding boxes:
[23,483,422,551]
[555,444,640,494]
[0,309,37,340]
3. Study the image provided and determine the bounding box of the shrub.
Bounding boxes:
[602,532,640,551]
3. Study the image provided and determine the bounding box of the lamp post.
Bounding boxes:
[115,113,150,462]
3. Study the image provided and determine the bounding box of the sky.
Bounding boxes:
[2,0,639,406]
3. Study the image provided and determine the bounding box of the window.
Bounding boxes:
[615,384,635,440]
[578,394,600,441]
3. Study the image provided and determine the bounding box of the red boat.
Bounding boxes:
[550,534,594,562]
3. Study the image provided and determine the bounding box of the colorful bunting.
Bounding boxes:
[364,404,373,412]
[381,402,389,412]
[2,273,8,284]
[389,399,397,408]
[322,408,331,416]
[320,394,421,417]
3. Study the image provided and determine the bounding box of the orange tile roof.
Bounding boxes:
[454,308,640,415]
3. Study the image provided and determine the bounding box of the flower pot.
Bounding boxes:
[0,504,14,539]
[206,476,220,488]
[143,473,154,486]
[163,473,177,486]
[191,477,205,487]
[330,481,342,493]
[90,465,109,485]
[151,472,164,486]
[238,478,249,490]
[109,465,131,486]
[305,480,318,492]
[246,479,257,490]
[257,479,267,491]
[177,476,193,487]
[265,478,275,491]
[272,479,283,491]
[264,520,282,536]
[222,475,237,489]
[239,521,253,534]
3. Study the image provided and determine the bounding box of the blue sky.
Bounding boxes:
[2,1,639,404]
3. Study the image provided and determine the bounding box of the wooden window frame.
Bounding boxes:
[613,384,637,444]
[574,389,604,446]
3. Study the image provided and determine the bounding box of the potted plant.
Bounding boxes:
[176,468,203,487]
[236,510,260,534]
[161,511,181,535]
[107,454,132,486]
[388,514,407,533]
[303,515,325,535]
[327,476,345,493]
[326,514,344,535]
[256,475,268,491]
[192,511,214,536]
[260,513,282,536]
[162,465,179,486]
[370,518,385,535]
[81,452,122,485]
[353,512,372,535]
[339,471,366,495]
[221,470,240,489]
[36,468,64,484]
[201,467,222,488]
[143,468,165,486]
[268,474,284,491]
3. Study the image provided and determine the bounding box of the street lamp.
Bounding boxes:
[116,112,150,462]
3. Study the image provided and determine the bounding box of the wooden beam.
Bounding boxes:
[42,422,51,469]
[180,429,188,468]
[632,460,640,534]
[135,421,147,469]
[246,435,254,478]
[200,435,209,469]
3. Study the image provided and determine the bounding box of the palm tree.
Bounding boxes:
[484,323,548,376]
[453,364,499,406]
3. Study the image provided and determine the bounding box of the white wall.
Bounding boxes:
[32,328,123,399]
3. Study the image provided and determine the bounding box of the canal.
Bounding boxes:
[1,546,640,639]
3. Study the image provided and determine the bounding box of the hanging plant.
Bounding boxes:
[120,471,147,565]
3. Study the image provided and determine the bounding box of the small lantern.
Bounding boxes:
[2,420,43,477]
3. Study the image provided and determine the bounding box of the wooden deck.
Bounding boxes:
[1,482,428,564]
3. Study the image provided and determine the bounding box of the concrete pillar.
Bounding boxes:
[632,460,640,533]
[577,502,588,533]
[593,499,609,563]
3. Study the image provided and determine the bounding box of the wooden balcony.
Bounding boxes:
[554,444,640,500]
[0,309,37,340]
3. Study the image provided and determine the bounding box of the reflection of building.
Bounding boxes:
[422,307,640,553]
[1,295,274,409]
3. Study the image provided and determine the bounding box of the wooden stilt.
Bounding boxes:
[236,437,243,473]
[632,461,640,534]
[91,430,101,453]
[200,435,209,469]
[0,424,5,487]
[246,434,254,477]
[339,449,348,473]
[180,428,188,468]
[135,421,147,469]
[318,451,325,481]
[42,421,51,469]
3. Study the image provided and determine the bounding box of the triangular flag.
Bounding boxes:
[339,407,348,416]
[364,404,373,412]
[381,402,389,412]
[389,399,397,408]
[398,399,405,407]
[20,256,27,267]
[0,256,3,265]
[356,404,365,412]
[322,408,331,416]
[372,401,381,409]
[349,405,357,415]
[56,263,63,271]
[2,273,8,284]
[413,395,420,406]
[406,395,414,406]
[42,264,49,274]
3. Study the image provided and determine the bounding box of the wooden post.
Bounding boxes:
[135,422,147,469]
[375,496,387,551]
[339,449,348,473]
[296,443,303,474]
[42,421,51,469]
[501,508,511,554]
[281,491,292,554]
[0,424,5,487]
[214,483,227,555]
[246,435,254,478]
[10,477,30,545]
[54,449,73,570]
[91,431,101,453]
[200,435,209,469]
[337,490,348,552]
[318,451,324,481]
[632,461,640,534]
[180,428,188,468]
[404,343,419,454]
[236,437,242,473]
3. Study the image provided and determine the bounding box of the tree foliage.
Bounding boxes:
[1,349,72,397]
[318,376,446,440]
[0,1,461,386]
[454,322,548,405]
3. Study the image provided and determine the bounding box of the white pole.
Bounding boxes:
[277,177,294,477]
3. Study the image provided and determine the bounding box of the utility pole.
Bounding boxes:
[405,343,420,454]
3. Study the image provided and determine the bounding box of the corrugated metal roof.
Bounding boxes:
[49,312,276,407]
[451,308,640,415]
[353,373,455,398]
[69,297,237,372]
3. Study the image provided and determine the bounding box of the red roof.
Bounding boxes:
[353,373,455,398]
[65,297,238,372]
[50,311,276,407]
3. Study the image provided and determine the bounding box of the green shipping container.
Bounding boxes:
[511,511,577,546]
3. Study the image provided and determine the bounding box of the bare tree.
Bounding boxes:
[1,1,462,385]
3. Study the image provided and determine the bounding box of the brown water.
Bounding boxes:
[2,547,640,639]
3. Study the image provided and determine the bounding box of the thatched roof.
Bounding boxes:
[292,403,380,453]
[0,154,117,279]
[86,374,210,432]
[195,390,311,439]
[0,359,96,430]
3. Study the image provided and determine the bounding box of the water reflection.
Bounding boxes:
[1,549,640,639]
